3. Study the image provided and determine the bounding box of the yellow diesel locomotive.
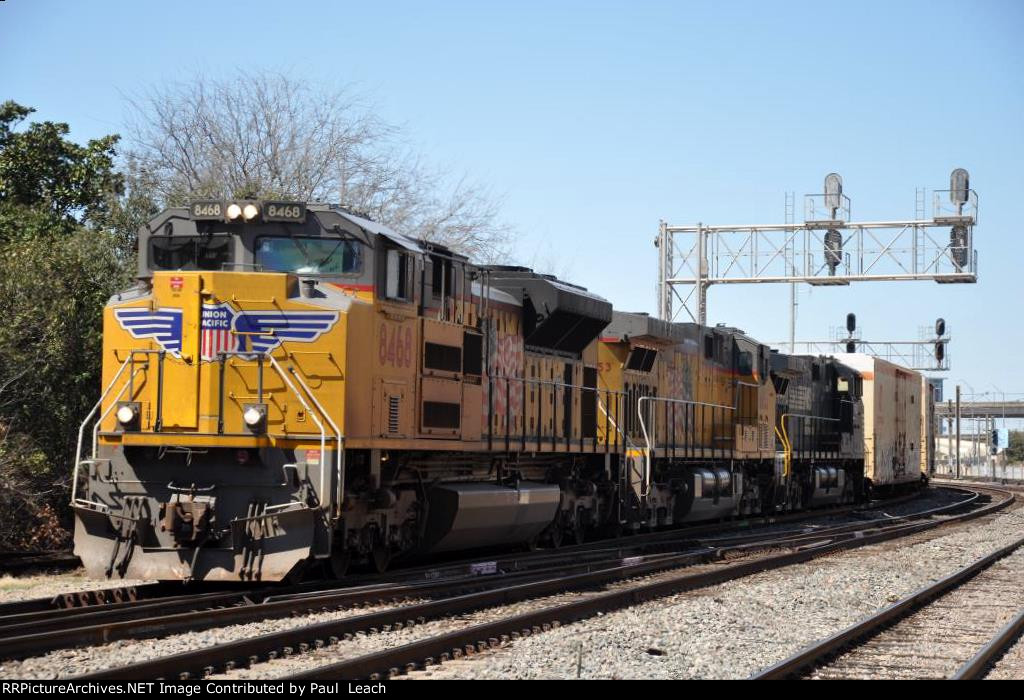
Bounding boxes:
[72,201,923,582]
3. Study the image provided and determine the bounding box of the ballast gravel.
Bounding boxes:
[0,600,424,679]
[402,505,1024,679]
[0,571,150,606]
[985,621,1024,680]
[0,486,1015,680]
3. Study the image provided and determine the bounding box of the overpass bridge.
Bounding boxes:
[935,401,1024,419]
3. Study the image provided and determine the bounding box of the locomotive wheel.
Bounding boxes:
[572,523,585,546]
[546,524,563,549]
[329,550,351,579]
[371,545,391,574]
[572,509,586,545]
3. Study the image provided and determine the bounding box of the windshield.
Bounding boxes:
[149,236,232,271]
[256,236,362,275]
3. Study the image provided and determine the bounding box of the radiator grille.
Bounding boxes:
[388,396,400,434]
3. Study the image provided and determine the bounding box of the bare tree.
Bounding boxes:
[124,71,511,260]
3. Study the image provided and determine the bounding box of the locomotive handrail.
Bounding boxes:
[778,413,841,478]
[598,395,645,519]
[204,349,340,521]
[90,367,148,462]
[276,357,345,522]
[597,396,636,450]
[72,355,137,508]
[485,373,619,453]
[637,395,735,500]
[214,350,333,518]
[263,354,334,523]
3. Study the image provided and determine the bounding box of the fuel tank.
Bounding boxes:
[420,482,561,553]
[674,467,737,522]
[807,466,846,506]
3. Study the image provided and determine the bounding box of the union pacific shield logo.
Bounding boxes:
[200,303,237,360]
[116,303,338,362]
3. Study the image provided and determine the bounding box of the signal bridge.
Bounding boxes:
[768,339,949,372]
[769,316,951,372]
[657,169,978,325]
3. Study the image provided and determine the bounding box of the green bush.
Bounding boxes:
[0,230,131,544]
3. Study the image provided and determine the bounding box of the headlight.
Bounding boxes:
[242,203,259,221]
[242,403,267,433]
[226,203,242,220]
[116,405,136,424]
[115,402,140,430]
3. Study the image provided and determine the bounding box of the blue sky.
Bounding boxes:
[2,0,1022,397]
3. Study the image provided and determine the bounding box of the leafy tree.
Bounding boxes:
[0,101,124,242]
[0,230,130,548]
[124,72,511,261]
[1006,430,1024,464]
[0,101,130,547]
[0,229,130,451]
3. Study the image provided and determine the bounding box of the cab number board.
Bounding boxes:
[190,201,223,219]
[264,202,307,223]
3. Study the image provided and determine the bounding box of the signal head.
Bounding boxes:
[950,168,970,205]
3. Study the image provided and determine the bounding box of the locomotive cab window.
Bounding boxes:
[738,351,753,376]
[431,254,455,299]
[149,235,232,271]
[626,347,658,372]
[256,236,362,275]
[384,248,414,302]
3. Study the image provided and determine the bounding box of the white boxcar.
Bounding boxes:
[832,354,923,489]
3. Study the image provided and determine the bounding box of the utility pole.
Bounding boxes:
[955,384,961,479]
[947,400,954,474]
[785,191,796,352]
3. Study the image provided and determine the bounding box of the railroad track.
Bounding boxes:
[53,484,1007,680]
[0,483,929,622]
[0,487,924,622]
[954,606,1024,679]
[751,527,1024,679]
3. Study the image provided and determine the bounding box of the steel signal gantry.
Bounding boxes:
[656,169,978,324]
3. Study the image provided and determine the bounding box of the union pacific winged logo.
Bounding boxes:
[114,304,338,362]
